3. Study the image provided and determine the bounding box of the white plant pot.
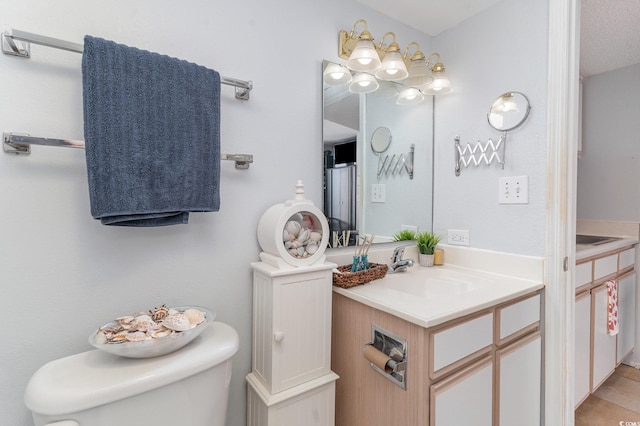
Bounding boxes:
[419,253,434,267]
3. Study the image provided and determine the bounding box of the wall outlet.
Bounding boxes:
[448,229,470,246]
[498,175,529,204]
[371,184,386,203]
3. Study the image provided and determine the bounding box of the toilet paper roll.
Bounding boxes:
[363,345,393,373]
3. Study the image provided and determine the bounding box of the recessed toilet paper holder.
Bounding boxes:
[362,324,407,389]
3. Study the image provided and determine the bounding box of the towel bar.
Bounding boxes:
[2,28,253,100]
[3,132,254,169]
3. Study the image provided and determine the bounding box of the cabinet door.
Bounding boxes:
[592,284,617,389]
[617,271,637,364]
[497,332,541,426]
[272,272,332,392]
[575,291,591,407]
[430,356,493,426]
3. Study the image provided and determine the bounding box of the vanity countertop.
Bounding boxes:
[576,236,638,261]
[332,263,543,329]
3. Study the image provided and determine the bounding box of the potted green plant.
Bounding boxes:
[392,229,416,241]
[416,231,441,267]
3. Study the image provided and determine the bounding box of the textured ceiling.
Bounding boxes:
[356,0,640,77]
[580,0,640,77]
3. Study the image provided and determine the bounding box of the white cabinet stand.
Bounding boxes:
[246,261,338,426]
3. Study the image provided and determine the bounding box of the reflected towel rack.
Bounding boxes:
[2,28,253,100]
[3,133,254,169]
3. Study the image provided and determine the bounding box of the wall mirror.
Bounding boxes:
[322,60,434,247]
[371,127,392,153]
[487,91,531,132]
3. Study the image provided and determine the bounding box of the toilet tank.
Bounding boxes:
[25,321,239,426]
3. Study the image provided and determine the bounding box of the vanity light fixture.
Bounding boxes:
[349,72,380,94]
[338,19,453,98]
[422,54,452,95]
[323,62,352,86]
[343,19,382,72]
[403,42,434,88]
[374,32,409,81]
[396,87,424,105]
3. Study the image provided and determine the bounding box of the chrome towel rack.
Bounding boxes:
[3,133,254,169]
[2,28,253,100]
[2,28,255,169]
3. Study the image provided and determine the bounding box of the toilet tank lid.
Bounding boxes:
[24,321,239,416]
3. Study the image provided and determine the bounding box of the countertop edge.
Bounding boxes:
[332,280,544,329]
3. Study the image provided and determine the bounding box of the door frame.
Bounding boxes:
[545,0,580,424]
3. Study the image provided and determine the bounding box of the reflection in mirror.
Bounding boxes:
[322,60,434,247]
[371,127,392,153]
[487,92,531,132]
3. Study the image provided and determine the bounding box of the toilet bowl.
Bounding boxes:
[24,321,239,426]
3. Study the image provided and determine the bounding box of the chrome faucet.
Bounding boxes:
[388,246,414,273]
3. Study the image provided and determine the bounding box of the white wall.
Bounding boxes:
[432,0,549,256]
[0,1,432,425]
[577,63,640,222]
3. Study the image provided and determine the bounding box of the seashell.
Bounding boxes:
[110,332,128,343]
[284,221,301,237]
[309,232,322,243]
[133,314,158,332]
[163,313,194,331]
[95,330,108,344]
[283,229,290,242]
[149,328,174,339]
[126,331,148,342]
[101,323,121,335]
[301,215,313,229]
[306,242,318,255]
[150,305,170,321]
[288,248,299,257]
[290,240,301,249]
[297,229,310,244]
[116,316,135,330]
[296,246,305,257]
[184,308,206,325]
[284,241,293,249]
[168,308,179,316]
[290,213,304,223]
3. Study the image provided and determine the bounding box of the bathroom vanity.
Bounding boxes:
[574,234,638,408]
[327,245,544,426]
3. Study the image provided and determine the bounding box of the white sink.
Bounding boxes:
[333,265,542,328]
[374,275,475,299]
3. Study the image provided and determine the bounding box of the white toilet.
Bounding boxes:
[24,321,239,426]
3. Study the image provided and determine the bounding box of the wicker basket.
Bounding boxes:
[332,263,389,288]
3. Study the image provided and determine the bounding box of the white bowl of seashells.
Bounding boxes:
[89,305,214,358]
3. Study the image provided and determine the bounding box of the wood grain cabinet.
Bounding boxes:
[332,290,543,426]
[574,245,637,409]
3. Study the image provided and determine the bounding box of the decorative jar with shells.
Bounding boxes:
[257,180,329,268]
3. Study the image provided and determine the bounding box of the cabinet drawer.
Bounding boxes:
[594,254,618,281]
[575,261,592,290]
[620,248,636,271]
[430,312,493,378]
[497,293,541,345]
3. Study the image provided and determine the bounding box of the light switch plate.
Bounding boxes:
[372,184,385,203]
[498,176,529,204]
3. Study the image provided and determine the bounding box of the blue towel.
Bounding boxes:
[82,35,220,226]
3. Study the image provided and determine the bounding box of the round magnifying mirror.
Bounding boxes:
[487,92,531,132]
[371,127,392,154]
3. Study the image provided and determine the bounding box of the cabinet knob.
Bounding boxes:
[274,331,285,343]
